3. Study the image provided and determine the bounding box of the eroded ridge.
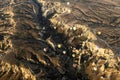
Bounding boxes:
[0,0,71,80]
[0,0,120,80]
[0,0,53,80]
[39,0,120,80]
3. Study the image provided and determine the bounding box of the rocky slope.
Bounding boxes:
[0,0,120,80]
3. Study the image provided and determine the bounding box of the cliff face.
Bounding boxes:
[0,0,120,80]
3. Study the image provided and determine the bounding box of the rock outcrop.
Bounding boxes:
[0,0,120,80]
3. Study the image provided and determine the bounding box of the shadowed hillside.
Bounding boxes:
[0,0,120,80]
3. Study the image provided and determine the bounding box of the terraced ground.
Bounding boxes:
[0,0,120,80]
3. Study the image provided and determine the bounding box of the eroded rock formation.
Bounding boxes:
[0,0,120,80]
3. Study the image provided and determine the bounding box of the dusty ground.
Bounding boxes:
[0,0,120,80]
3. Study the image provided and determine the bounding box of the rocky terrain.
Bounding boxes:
[0,0,120,80]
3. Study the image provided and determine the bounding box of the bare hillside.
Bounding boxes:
[0,0,120,80]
